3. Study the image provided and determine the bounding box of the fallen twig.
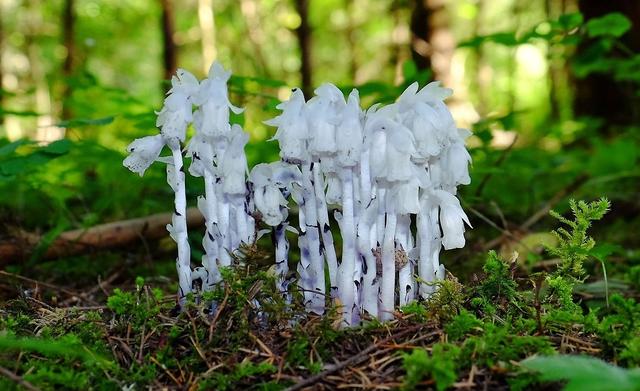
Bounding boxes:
[286,325,437,391]
[0,207,204,265]
[0,366,40,391]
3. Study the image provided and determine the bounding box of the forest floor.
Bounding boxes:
[1,199,639,390]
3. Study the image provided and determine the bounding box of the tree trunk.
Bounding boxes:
[0,208,205,265]
[294,0,312,97]
[472,0,488,115]
[575,0,640,127]
[61,0,75,120]
[410,0,454,84]
[198,0,216,74]
[160,0,177,84]
[240,0,271,77]
[410,0,433,72]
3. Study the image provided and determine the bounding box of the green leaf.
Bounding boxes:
[56,116,115,128]
[402,60,418,81]
[0,139,31,157]
[0,334,113,368]
[558,12,584,30]
[589,243,623,262]
[41,139,72,155]
[521,355,640,391]
[0,108,40,117]
[586,12,632,38]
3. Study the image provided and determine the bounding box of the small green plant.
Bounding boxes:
[472,251,520,317]
[402,343,461,391]
[548,198,610,281]
[425,278,465,322]
[201,361,278,391]
[460,323,554,369]
[444,309,483,342]
[595,294,640,363]
[521,355,640,391]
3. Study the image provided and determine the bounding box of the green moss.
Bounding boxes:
[402,343,460,391]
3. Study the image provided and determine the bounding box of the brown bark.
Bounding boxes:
[0,208,204,266]
[410,0,455,84]
[410,0,433,72]
[61,0,75,120]
[160,0,177,83]
[294,0,312,98]
[575,0,640,127]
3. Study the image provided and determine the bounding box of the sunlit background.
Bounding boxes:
[0,0,638,279]
[1,0,585,147]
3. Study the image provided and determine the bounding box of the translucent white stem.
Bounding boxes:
[397,214,414,306]
[312,163,338,289]
[417,209,435,299]
[216,188,232,267]
[338,167,357,325]
[375,187,386,246]
[359,149,372,204]
[170,146,192,305]
[301,163,325,314]
[202,169,222,290]
[380,212,396,321]
[274,223,291,302]
[430,207,444,282]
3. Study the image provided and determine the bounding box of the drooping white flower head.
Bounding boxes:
[123,134,165,176]
[365,112,416,183]
[185,133,215,178]
[433,189,472,250]
[193,62,244,139]
[266,88,310,162]
[335,89,364,167]
[249,162,302,226]
[156,69,199,144]
[393,82,458,162]
[306,83,345,156]
[387,165,430,214]
[220,125,250,195]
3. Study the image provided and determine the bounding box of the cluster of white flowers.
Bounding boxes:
[261,81,471,325]
[124,63,254,306]
[124,63,471,325]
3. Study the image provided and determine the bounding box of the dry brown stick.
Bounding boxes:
[0,270,86,298]
[0,366,40,391]
[285,326,435,391]
[0,207,204,265]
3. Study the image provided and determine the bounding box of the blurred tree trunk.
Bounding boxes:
[240,0,270,77]
[575,0,640,126]
[471,0,488,115]
[294,0,312,97]
[27,0,60,141]
[61,0,75,120]
[160,0,177,84]
[410,0,454,84]
[545,0,560,120]
[198,0,216,74]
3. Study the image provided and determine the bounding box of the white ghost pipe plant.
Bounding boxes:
[333,89,364,325]
[125,62,473,322]
[190,63,253,271]
[124,69,199,306]
[249,162,302,301]
[266,88,326,314]
[392,82,473,299]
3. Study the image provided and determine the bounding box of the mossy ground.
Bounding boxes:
[1,199,639,390]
